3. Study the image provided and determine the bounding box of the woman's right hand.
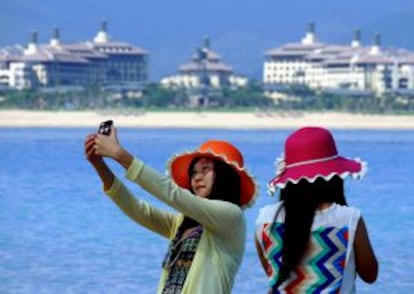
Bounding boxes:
[84,127,133,172]
[94,126,123,160]
[85,133,103,166]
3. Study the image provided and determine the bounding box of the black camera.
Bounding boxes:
[98,120,113,136]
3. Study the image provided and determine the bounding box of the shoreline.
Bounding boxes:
[0,110,414,130]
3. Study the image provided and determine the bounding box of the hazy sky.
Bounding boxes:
[1,0,414,80]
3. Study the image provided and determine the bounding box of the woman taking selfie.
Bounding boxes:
[85,124,258,293]
[255,127,378,293]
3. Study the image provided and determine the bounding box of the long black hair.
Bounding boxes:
[179,157,241,231]
[274,175,347,288]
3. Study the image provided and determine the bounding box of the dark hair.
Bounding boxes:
[179,157,241,231]
[274,175,346,288]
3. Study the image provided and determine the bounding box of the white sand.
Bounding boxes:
[0,110,413,129]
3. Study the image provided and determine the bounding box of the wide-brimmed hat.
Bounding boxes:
[168,140,258,209]
[268,127,367,194]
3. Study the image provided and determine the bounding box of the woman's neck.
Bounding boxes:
[317,202,333,211]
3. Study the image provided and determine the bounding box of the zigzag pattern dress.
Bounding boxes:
[255,202,361,294]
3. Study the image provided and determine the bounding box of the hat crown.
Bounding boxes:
[199,140,244,168]
[268,126,366,193]
[285,127,338,166]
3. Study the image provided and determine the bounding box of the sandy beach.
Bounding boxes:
[0,110,414,129]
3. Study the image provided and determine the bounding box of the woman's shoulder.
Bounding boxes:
[331,203,361,216]
[256,202,284,224]
[315,203,362,227]
[258,202,283,215]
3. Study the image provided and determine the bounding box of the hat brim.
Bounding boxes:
[268,156,367,192]
[167,150,258,209]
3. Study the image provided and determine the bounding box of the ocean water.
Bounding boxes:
[0,127,413,293]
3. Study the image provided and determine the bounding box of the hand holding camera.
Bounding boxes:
[98,120,113,136]
[94,120,123,160]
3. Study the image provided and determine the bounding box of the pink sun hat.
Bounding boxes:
[268,127,367,194]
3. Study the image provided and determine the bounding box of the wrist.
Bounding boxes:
[92,158,106,169]
[113,146,125,161]
[114,146,134,170]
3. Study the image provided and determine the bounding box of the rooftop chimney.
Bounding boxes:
[351,28,361,48]
[370,32,381,55]
[31,30,38,44]
[25,30,38,54]
[50,27,60,46]
[308,21,315,34]
[94,20,109,43]
[374,32,381,47]
[302,21,316,45]
[203,36,210,49]
[101,20,108,33]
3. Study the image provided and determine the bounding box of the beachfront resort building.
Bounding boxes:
[263,22,414,99]
[0,21,148,93]
[160,37,248,105]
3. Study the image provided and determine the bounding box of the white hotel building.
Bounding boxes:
[0,21,148,92]
[263,23,414,99]
[161,37,247,89]
[160,37,248,106]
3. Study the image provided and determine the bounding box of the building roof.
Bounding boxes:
[265,48,311,57]
[59,43,108,59]
[355,53,393,65]
[174,38,237,74]
[0,51,15,62]
[0,46,25,62]
[263,23,414,68]
[283,42,325,51]
[320,45,350,54]
[91,41,148,55]
[401,55,414,65]
[0,22,149,65]
[179,61,232,72]
[386,49,414,65]
[265,33,408,67]
[191,49,221,61]
[265,42,326,57]
[21,46,89,64]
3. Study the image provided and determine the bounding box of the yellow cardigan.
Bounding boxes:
[105,158,246,294]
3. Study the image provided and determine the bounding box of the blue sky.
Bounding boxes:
[1,0,414,80]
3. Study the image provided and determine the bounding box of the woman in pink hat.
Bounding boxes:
[84,125,258,293]
[255,127,378,293]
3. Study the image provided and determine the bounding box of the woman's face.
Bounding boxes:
[190,157,215,198]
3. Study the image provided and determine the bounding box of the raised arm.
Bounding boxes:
[128,160,244,237]
[105,177,178,239]
[92,127,244,236]
[85,132,177,239]
[354,217,378,283]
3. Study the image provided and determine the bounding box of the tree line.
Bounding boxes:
[1,82,413,114]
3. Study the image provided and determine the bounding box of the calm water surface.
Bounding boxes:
[1,128,413,293]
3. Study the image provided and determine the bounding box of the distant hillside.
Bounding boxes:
[1,0,414,80]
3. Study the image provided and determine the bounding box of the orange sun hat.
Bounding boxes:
[167,140,258,209]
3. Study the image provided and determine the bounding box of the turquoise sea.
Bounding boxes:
[1,128,413,293]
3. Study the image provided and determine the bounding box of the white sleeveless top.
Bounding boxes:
[255,202,361,293]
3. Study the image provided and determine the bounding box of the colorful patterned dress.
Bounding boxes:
[255,202,361,293]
